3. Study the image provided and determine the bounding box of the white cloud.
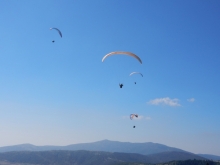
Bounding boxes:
[187,98,195,102]
[148,97,181,107]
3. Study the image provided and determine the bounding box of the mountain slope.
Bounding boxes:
[0,150,206,165]
[114,160,220,165]
[0,140,186,155]
[0,143,58,152]
[198,154,220,161]
[64,140,186,155]
[147,151,207,163]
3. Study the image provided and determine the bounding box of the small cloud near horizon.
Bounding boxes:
[148,97,181,107]
[145,116,151,120]
[134,115,143,120]
[187,98,195,102]
[122,116,151,121]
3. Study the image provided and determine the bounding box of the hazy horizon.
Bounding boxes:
[0,139,219,156]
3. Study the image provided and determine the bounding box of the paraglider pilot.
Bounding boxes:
[119,83,123,88]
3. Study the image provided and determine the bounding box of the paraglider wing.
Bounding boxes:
[130,114,138,120]
[129,72,143,77]
[102,51,142,64]
[130,114,134,120]
[50,28,62,38]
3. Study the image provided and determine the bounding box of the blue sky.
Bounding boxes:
[0,0,220,155]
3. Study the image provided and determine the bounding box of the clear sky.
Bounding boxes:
[0,0,220,155]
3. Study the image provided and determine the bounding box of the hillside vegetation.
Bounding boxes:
[0,150,207,165]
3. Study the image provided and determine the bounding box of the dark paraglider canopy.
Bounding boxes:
[50,28,62,37]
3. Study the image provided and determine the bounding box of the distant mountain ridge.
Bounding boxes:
[0,140,219,160]
[0,140,186,155]
[0,150,207,165]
